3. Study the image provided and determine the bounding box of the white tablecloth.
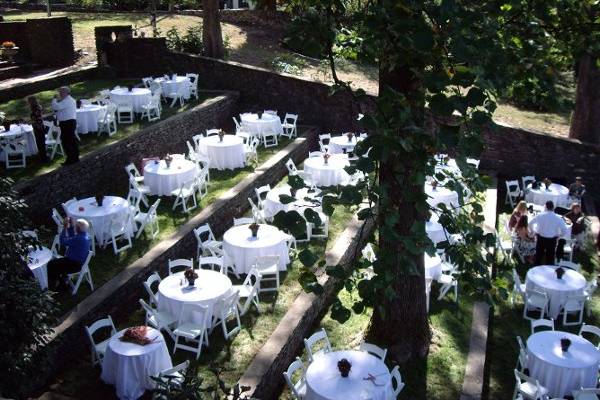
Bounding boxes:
[435,158,462,177]
[425,253,442,280]
[329,135,361,155]
[525,265,587,319]
[66,196,131,246]
[240,113,283,136]
[76,104,105,134]
[263,185,322,219]
[527,331,600,398]
[304,155,350,187]
[526,183,570,209]
[305,350,393,400]
[110,88,152,113]
[143,158,197,196]
[101,327,172,400]
[28,246,52,289]
[0,124,37,156]
[198,135,245,171]
[158,270,232,325]
[155,76,190,100]
[425,183,459,209]
[222,224,290,274]
[427,220,448,244]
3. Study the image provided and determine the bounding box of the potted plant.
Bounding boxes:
[543,178,552,190]
[346,132,354,143]
[560,338,571,352]
[164,154,173,168]
[1,41,19,63]
[95,194,105,207]
[249,222,260,238]
[184,268,198,287]
[323,153,331,165]
[218,129,225,143]
[337,358,352,378]
[555,266,565,279]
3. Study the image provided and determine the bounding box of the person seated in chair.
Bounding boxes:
[568,176,586,201]
[564,202,587,246]
[47,217,91,290]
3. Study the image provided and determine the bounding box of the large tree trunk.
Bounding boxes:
[202,0,225,59]
[569,53,600,144]
[366,64,431,362]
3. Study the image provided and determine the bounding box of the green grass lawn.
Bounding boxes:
[0,78,214,182]
[484,213,600,399]
[42,175,358,399]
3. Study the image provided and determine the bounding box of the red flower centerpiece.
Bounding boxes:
[323,153,331,165]
[184,267,198,287]
[164,153,173,169]
[218,129,225,143]
[337,358,352,378]
[249,222,260,238]
[120,326,152,345]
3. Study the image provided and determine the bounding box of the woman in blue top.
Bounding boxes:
[47,217,91,290]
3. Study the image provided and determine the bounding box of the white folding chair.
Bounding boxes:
[244,136,259,165]
[359,341,387,361]
[562,295,586,326]
[505,180,522,208]
[129,176,151,208]
[304,328,332,362]
[253,255,280,293]
[523,290,548,321]
[560,239,576,263]
[515,336,528,372]
[254,184,271,209]
[186,73,199,99]
[67,251,94,295]
[198,256,224,273]
[98,104,118,136]
[283,357,307,400]
[248,197,268,224]
[308,151,323,158]
[390,366,406,397]
[195,171,209,200]
[84,315,117,366]
[530,318,554,335]
[2,135,27,169]
[281,113,298,139]
[285,158,314,186]
[43,121,64,160]
[306,212,329,240]
[318,133,331,153]
[207,246,239,278]
[262,129,278,148]
[512,269,526,305]
[213,290,241,340]
[168,258,193,275]
[115,99,134,124]
[512,369,548,400]
[143,272,162,307]
[134,198,161,239]
[125,162,144,184]
[109,212,133,255]
[156,360,190,391]
[193,224,222,259]
[172,303,210,360]
[437,264,458,302]
[139,298,177,341]
[171,182,197,213]
[233,217,255,226]
[232,267,261,316]
[140,93,162,122]
[579,324,600,349]
[522,176,536,195]
[142,77,154,88]
[573,388,600,400]
[584,279,598,317]
[425,277,433,312]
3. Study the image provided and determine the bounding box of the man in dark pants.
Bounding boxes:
[47,217,91,290]
[529,201,568,265]
[51,86,79,165]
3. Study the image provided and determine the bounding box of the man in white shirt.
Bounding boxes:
[52,86,78,165]
[529,201,568,265]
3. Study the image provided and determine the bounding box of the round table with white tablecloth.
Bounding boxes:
[425,253,443,281]
[0,124,37,156]
[525,265,587,319]
[100,327,172,400]
[240,113,283,137]
[76,104,105,134]
[526,183,570,209]
[143,158,197,196]
[435,158,462,177]
[427,219,448,244]
[222,224,290,274]
[305,350,393,400]
[329,135,361,155]
[425,182,459,209]
[155,76,191,100]
[27,246,52,290]
[304,155,351,187]
[197,135,245,171]
[263,185,322,219]
[66,196,131,246]
[110,88,152,113]
[527,330,600,398]
[158,270,232,325]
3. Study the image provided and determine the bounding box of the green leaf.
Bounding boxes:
[304,208,322,225]
[279,194,296,205]
[429,93,455,116]
[466,87,486,107]
[330,300,351,323]
[326,265,346,278]
[299,249,319,267]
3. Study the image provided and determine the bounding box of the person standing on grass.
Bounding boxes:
[27,95,48,162]
[529,201,568,265]
[51,86,79,165]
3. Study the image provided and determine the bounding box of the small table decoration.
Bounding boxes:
[249,222,260,238]
[560,338,572,352]
[218,129,225,142]
[184,268,198,287]
[119,326,154,346]
[95,194,105,207]
[346,132,354,143]
[555,266,565,280]
[164,153,173,169]
[323,153,331,165]
[543,178,552,190]
[337,358,352,378]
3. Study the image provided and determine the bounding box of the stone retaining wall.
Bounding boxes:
[15,91,238,224]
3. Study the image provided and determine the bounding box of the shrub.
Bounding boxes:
[165,25,204,54]
[270,53,308,75]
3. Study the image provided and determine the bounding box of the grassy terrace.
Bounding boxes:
[484,211,600,399]
[0,79,215,182]
[44,175,357,399]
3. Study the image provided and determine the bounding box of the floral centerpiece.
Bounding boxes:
[164,153,173,168]
[431,180,438,191]
[249,222,260,238]
[184,268,198,287]
[560,338,572,352]
[555,266,565,279]
[543,178,552,190]
[2,41,15,49]
[218,129,225,142]
[95,194,104,207]
[323,153,331,165]
[120,326,153,345]
[346,132,354,143]
[1,41,18,63]
[337,358,352,378]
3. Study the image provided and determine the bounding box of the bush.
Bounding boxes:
[165,25,204,54]
[0,177,58,397]
[270,53,308,75]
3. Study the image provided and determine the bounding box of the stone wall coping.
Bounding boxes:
[50,134,309,341]
[460,301,491,400]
